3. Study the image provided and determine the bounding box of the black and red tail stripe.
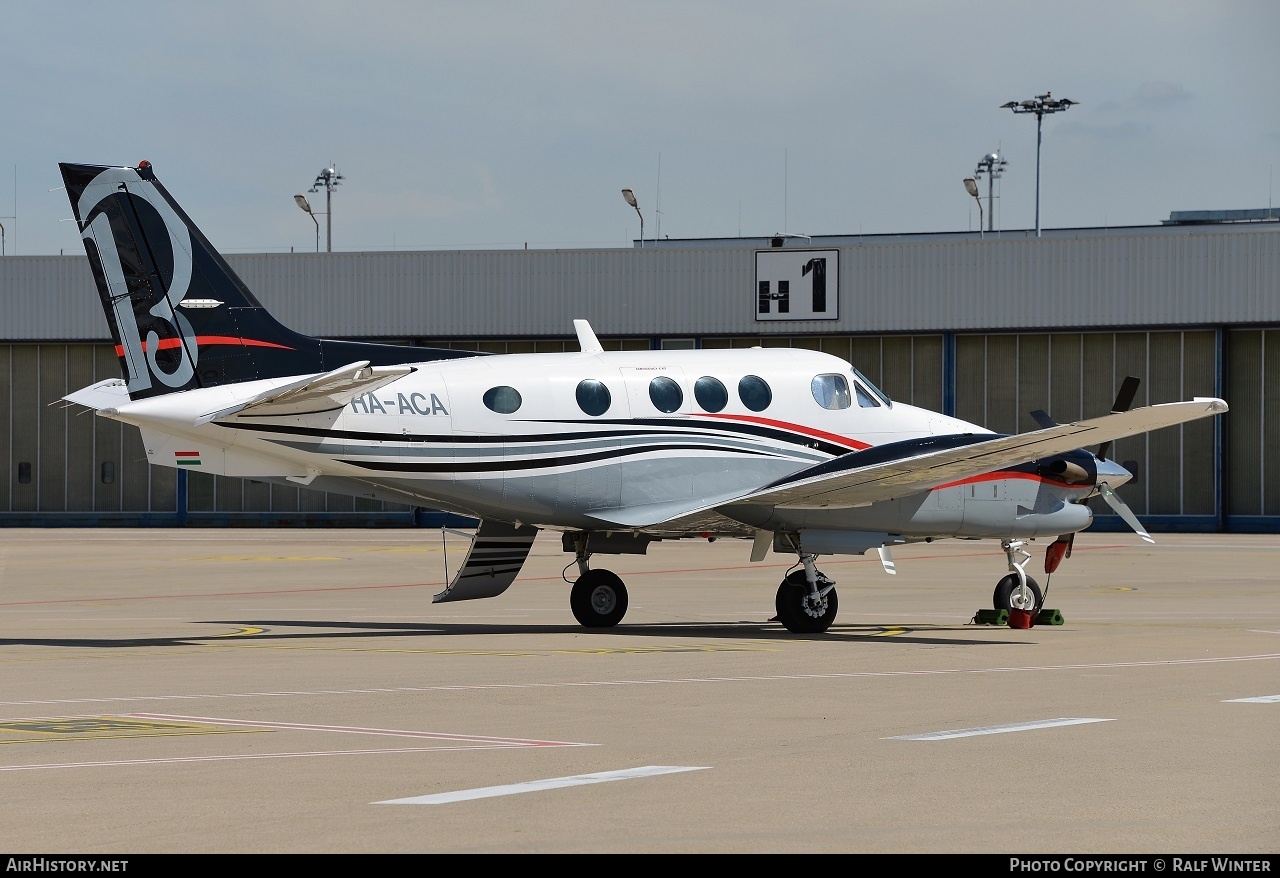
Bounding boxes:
[60,161,479,400]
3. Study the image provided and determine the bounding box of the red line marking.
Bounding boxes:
[699,412,870,450]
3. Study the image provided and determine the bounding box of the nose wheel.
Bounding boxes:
[993,540,1042,612]
[994,573,1042,611]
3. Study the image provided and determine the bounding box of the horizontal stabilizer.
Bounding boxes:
[63,379,132,412]
[195,361,414,425]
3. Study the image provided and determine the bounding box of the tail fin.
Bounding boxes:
[59,161,478,399]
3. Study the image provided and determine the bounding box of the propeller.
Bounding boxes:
[1090,376,1153,542]
[1031,376,1153,565]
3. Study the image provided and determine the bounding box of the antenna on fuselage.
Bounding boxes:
[573,319,604,354]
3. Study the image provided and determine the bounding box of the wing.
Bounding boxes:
[587,396,1227,532]
[195,361,414,425]
[729,396,1227,510]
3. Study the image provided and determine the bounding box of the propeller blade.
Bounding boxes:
[1029,409,1057,429]
[1097,376,1141,460]
[1098,482,1154,543]
[1112,376,1141,413]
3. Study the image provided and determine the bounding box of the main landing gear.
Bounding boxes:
[567,535,628,628]
[774,553,839,634]
[992,539,1042,612]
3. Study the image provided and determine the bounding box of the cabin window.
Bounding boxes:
[738,375,772,412]
[811,374,852,410]
[648,376,683,413]
[694,376,728,413]
[575,379,612,416]
[482,386,522,414]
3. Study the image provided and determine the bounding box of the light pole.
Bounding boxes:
[973,151,1007,232]
[621,188,644,248]
[963,177,984,238]
[307,165,343,252]
[0,220,5,256]
[294,194,320,253]
[1001,92,1077,237]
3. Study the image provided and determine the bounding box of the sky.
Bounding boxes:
[2,1,1278,256]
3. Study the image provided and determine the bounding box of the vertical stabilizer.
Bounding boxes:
[59,161,479,399]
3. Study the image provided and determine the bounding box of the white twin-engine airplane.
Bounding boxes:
[58,160,1228,633]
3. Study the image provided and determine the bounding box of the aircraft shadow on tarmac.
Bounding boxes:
[0,618,1028,649]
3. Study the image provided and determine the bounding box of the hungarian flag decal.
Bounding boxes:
[174,451,201,467]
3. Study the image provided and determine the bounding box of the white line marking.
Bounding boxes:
[885,717,1114,740]
[374,765,710,804]
[1223,694,1280,703]
[1,653,1277,709]
[125,712,590,747]
[0,745,541,772]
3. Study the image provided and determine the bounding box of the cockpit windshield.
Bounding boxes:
[850,366,892,408]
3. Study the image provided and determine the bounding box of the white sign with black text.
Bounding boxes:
[754,249,839,321]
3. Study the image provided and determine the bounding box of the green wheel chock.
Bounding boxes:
[1036,608,1065,626]
[973,609,1009,625]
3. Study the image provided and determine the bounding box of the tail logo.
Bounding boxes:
[78,167,198,393]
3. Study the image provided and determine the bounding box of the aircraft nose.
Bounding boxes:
[1095,456,1133,487]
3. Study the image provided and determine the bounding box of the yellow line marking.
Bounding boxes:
[213,627,267,637]
[0,716,269,745]
[872,627,907,637]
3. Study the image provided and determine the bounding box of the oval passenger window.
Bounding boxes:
[575,379,612,416]
[482,385,522,414]
[648,376,684,413]
[694,376,728,413]
[738,375,772,412]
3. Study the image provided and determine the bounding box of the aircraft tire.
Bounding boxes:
[993,574,1043,612]
[571,569,628,628]
[775,569,838,634]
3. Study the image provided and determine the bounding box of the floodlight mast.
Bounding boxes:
[1001,92,1077,237]
[307,165,344,252]
[973,152,1007,232]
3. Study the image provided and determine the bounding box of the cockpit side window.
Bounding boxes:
[811,374,852,410]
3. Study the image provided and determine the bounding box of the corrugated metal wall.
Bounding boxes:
[4,223,1276,342]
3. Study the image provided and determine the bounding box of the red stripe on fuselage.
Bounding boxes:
[113,336,294,357]
[935,470,1088,491]
[698,412,870,451]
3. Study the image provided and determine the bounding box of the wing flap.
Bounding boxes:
[195,361,414,425]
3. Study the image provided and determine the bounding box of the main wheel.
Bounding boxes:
[993,573,1043,612]
[570,569,629,628]
[774,569,838,634]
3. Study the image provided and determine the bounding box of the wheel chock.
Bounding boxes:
[1007,608,1036,629]
[972,609,1009,625]
[1035,608,1065,626]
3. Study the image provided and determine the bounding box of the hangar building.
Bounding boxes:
[0,210,1277,531]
